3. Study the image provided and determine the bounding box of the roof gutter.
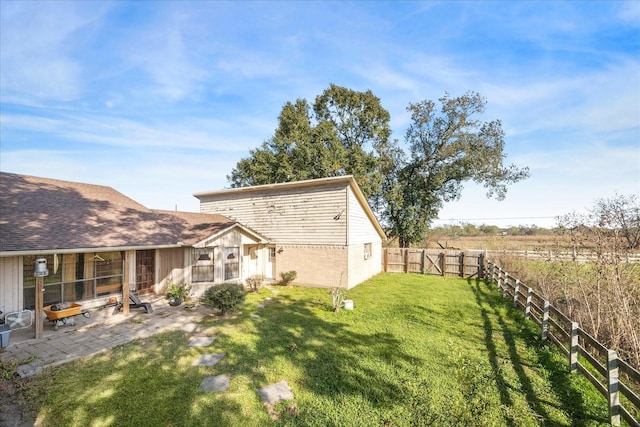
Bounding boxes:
[0,243,186,258]
[193,175,355,199]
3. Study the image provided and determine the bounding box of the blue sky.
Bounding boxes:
[1,1,638,228]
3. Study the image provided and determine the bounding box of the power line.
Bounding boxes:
[434,216,556,221]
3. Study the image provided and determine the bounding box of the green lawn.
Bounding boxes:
[19,273,610,426]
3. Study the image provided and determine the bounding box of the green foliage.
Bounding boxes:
[227,84,394,202]
[245,275,265,292]
[166,281,191,300]
[279,270,297,286]
[202,283,246,314]
[1,355,37,379]
[383,92,530,247]
[0,359,19,380]
[429,223,554,238]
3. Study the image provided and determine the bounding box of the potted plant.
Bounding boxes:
[166,281,191,306]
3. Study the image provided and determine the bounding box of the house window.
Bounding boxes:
[224,247,240,281]
[269,247,276,261]
[364,243,372,260]
[192,249,214,282]
[22,252,123,310]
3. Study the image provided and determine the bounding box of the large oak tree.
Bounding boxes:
[228,84,393,201]
[383,92,530,247]
[229,88,529,247]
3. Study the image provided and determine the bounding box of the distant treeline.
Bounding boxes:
[431,223,554,237]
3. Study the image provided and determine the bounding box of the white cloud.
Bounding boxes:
[0,112,264,152]
[1,148,237,212]
[1,1,637,228]
[0,2,109,101]
[618,1,640,23]
[0,149,93,180]
[480,59,640,138]
[125,26,209,101]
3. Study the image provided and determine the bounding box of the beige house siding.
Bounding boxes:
[0,256,22,314]
[195,176,386,289]
[347,188,382,245]
[347,241,382,288]
[274,245,349,288]
[156,247,188,294]
[199,183,348,245]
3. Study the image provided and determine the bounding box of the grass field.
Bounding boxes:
[16,274,611,426]
[423,234,571,251]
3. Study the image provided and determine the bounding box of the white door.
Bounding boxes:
[247,246,258,277]
[265,247,276,279]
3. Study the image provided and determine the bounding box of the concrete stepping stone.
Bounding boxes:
[257,304,265,309]
[199,375,230,392]
[188,336,215,347]
[192,353,225,366]
[250,314,261,318]
[181,323,198,333]
[257,380,294,404]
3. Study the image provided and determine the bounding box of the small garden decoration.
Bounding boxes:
[166,281,192,306]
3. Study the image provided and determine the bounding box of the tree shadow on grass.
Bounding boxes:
[22,330,248,427]
[469,278,608,426]
[18,288,426,427]
[211,293,425,425]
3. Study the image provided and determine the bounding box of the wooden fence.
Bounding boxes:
[487,261,640,427]
[382,248,485,278]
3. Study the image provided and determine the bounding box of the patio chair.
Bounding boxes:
[113,293,153,314]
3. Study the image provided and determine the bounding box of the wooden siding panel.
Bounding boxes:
[347,189,382,245]
[0,256,22,314]
[156,248,187,294]
[199,184,348,245]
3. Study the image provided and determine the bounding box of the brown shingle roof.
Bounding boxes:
[0,172,236,253]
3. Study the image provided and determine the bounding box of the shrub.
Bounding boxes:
[166,281,191,301]
[245,275,265,292]
[203,283,246,314]
[279,270,297,286]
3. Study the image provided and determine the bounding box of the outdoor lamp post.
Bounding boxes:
[34,258,48,339]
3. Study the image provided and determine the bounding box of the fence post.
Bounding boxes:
[607,349,621,426]
[460,251,465,277]
[542,301,550,340]
[383,248,388,272]
[404,248,409,273]
[422,249,427,275]
[502,272,509,298]
[497,268,503,290]
[513,279,520,308]
[570,322,579,373]
[525,288,533,320]
[492,262,496,283]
